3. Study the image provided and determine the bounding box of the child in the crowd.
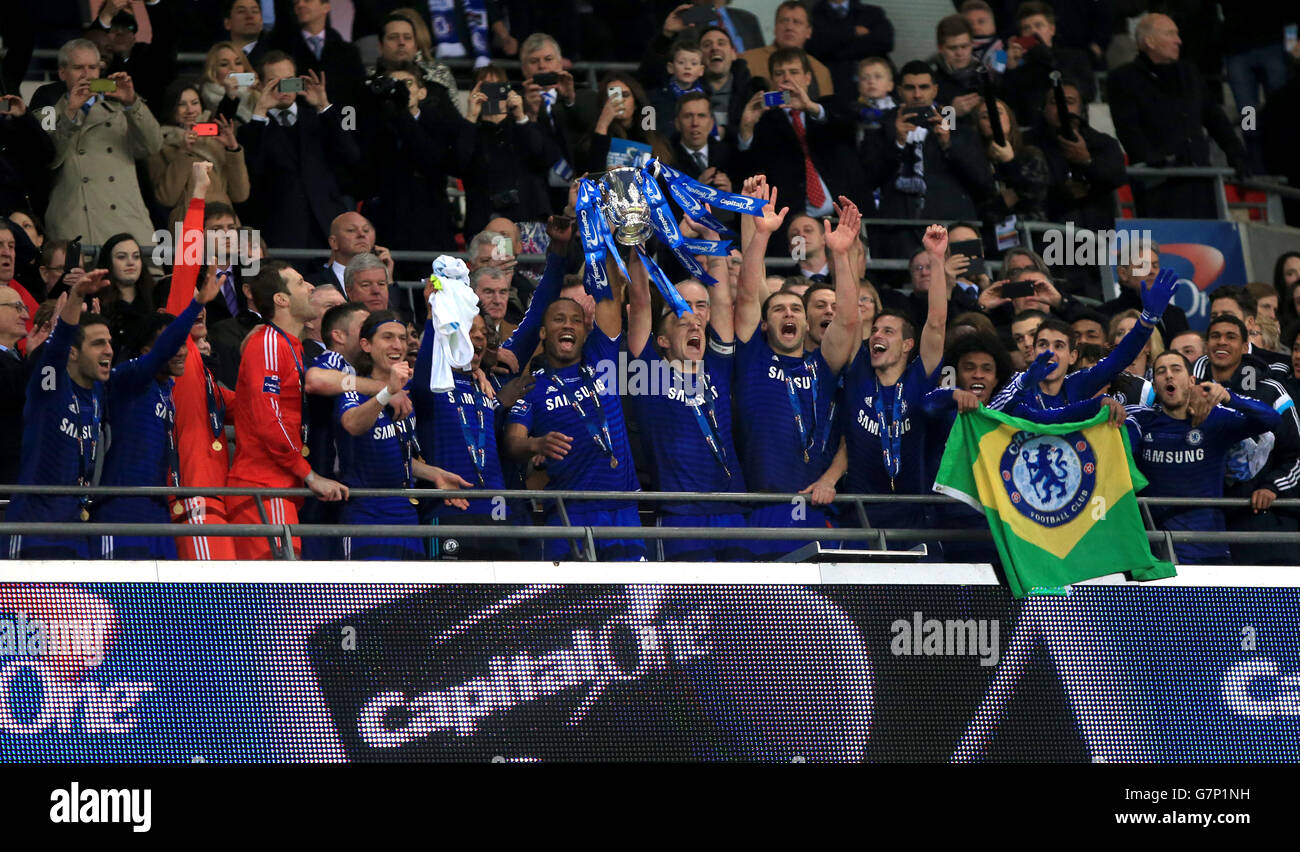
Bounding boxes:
[650,41,709,128]
[852,56,895,143]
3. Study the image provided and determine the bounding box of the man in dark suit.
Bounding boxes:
[236,51,361,251]
[1108,12,1250,219]
[736,48,868,257]
[672,92,738,186]
[301,211,386,291]
[807,0,895,98]
[268,0,366,110]
[198,201,248,326]
[861,60,992,261]
[224,0,272,67]
[518,32,600,210]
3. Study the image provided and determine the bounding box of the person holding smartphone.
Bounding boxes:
[149,77,249,229]
[45,38,162,247]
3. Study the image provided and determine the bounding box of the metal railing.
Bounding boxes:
[3,484,1299,563]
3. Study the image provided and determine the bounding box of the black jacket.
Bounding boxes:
[807,0,895,97]
[208,308,262,389]
[861,110,993,224]
[1026,120,1125,231]
[0,107,55,222]
[461,116,561,237]
[1107,53,1248,172]
[0,346,30,487]
[236,101,360,250]
[998,43,1096,125]
[361,105,466,252]
[268,24,367,112]
[737,101,870,236]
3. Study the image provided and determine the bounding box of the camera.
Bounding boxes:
[366,73,408,109]
[762,91,789,107]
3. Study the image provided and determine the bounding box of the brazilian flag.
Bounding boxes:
[934,405,1175,597]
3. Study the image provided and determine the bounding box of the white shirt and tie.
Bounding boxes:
[736,105,833,217]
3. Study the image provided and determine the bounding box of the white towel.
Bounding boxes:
[427,256,480,392]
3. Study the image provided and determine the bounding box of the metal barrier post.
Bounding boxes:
[1213,174,1230,221]
[553,496,583,559]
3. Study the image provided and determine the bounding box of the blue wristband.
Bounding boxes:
[1139,310,1160,326]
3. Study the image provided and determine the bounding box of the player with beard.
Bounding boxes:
[990,269,1178,413]
[1126,350,1280,564]
[732,176,862,558]
[95,271,220,559]
[413,302,522,561]
[626,236,745,561]
[503,256,643,561]
[335,311,470,561]
[840,224,950,538]
[1190,314,1300,564]
[802,281,836,351]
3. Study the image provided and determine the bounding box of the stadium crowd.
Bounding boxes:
[1,0,1299,564]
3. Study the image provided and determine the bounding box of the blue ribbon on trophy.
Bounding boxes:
[574,161,767,317]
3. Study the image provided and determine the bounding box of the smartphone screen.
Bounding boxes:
[278,77,305,93]
[193,122,220,136]
[89,78,118,94]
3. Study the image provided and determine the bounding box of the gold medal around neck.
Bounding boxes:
[409,497,419,505]
[212,439,223,452]
[301,446,310,458]
[80,508,90,521]
[609,457,619,469]
[173,502,184,516]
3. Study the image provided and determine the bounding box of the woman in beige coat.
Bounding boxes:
[148,77,250,227]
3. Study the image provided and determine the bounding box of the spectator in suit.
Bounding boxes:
[83,0,180,110]
[519,32,600,200]
[576,74,674,174]
[932,14,984,124]
[200,42,261,124]
[736,48,868,257]
[149,77,251,228]
[0,94,55,222]
[0,281,49,492]
[268,0,367,109]
[860,60,992,261]
[44,39,162,247]
[304,212,388,291]
[342,252,391,313]
[461,66,560,238]
[199,202,250,326]
[1108,12,1249,219]
[999,2,1096,123]
[472,266,517,343]
[807,0,895,98]
[740,2,836,98]
[236,51,361,251]
[1098,239,1190,342]
[671,92,737,189]
[360,61,465,260]
[224,0,271,64]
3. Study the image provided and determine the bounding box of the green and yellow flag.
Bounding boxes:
[934,405,1175,597]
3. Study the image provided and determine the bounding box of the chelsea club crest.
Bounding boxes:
[1186,429,1204,446]
[1000,430,1097,527]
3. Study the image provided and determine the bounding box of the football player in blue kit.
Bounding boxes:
[839,223,950,536]
[731,176,863,558]
[625,227,746,561]
[96,265,223,558]
[334,311,470,560]
[503,256,644,561]
[1126,349,1282,564]
[990,268,1178,413]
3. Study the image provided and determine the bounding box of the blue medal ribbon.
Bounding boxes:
[872,376,904,491]
[158,382,181,489]
[545,365,619,468]
[71,389,101,519]
[201,361,226,445]
[267,322,308,447]
[452,376,489,485]
[784,358,820,463]
[683,369,731,480]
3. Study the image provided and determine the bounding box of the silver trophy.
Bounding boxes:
[598,167,653,247]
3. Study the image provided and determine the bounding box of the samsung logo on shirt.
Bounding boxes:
[767,366,812,387]
[1142,448,1205,464]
